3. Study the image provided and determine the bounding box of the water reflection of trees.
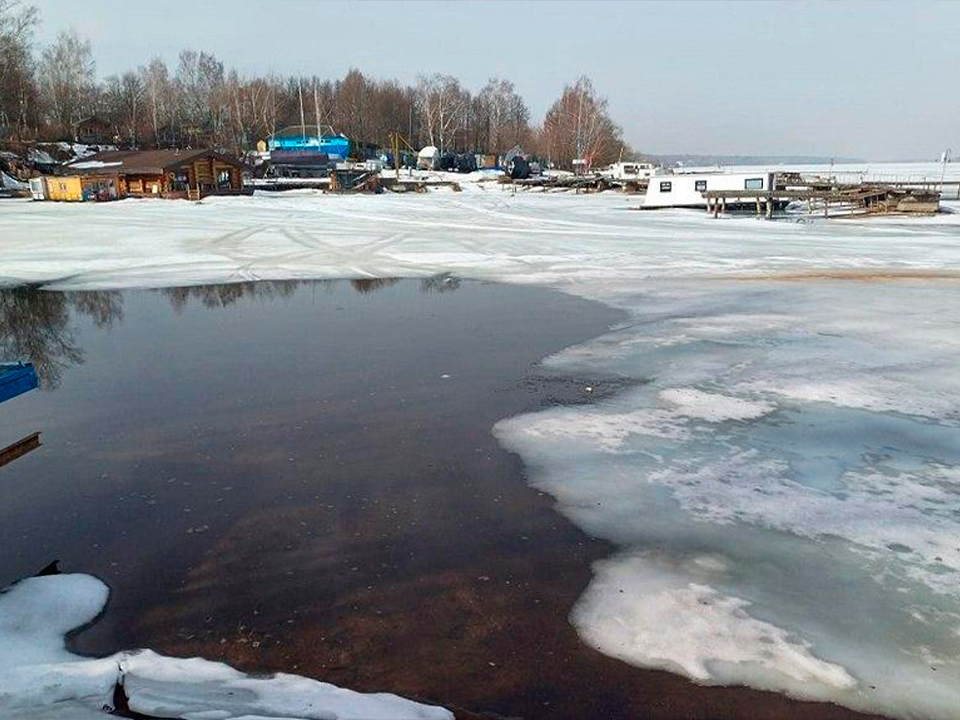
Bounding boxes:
[162,280,306,312]
[0,287,123,388]
[350,278,400,294]
[162,276,460,310]
[0,278,465,387]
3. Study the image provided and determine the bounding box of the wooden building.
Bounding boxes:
[64,149,245,200]
[75,116,114,145]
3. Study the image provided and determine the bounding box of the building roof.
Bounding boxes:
[76,115,112,128]
[66,149,240,175]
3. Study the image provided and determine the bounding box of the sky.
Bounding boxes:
[30,0,960,160]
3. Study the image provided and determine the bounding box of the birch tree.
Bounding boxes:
[476,77,529,155]
[41,28,95,139]
[141,57,174,147]
[415,73,467,153]
[175,50,225,146]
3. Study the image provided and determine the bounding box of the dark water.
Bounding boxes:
[0,280,882,720]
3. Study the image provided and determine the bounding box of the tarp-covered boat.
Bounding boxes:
[0,362,39,405]
[268,125,351,161]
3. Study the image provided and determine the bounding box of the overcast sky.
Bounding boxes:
[31,0,959,160]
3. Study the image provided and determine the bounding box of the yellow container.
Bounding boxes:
[45,175,83,202]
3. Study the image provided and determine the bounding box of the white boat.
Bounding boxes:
[600,161,659,183]
[642,170,777,209]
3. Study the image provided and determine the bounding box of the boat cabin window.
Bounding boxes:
[744,178,764,190]
[659,181,672,192]
[695,180,707,192]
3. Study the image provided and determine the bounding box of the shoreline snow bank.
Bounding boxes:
[0,573,452,720]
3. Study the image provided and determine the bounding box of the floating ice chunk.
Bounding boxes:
[659,388,775,422]
[572,554,857,694]
[0,574,452,720]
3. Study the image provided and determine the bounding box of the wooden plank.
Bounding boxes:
[0,431,41,470]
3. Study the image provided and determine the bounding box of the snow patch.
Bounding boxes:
[506,405,688,453]
[572,554,856,694]
[0,573,452,720]
[68,160,123,170]
[659,388,775,422]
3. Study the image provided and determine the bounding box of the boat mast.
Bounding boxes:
[298,76,306,143]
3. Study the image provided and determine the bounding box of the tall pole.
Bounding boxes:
[297,76,306,142]
[939,148,951,194]
[394,133,400,181]
[313,78,322,141]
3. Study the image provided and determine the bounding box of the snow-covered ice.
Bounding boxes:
[2,161,960,719]
[0,573,453,719]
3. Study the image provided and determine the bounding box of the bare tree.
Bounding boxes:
[2,2,634,166]
[0,0,39,139]
[141,57,174,147]
[103,70,144,146]
[415,73,467,153]
[334,69,369,143]
[476,77,529,155]
[41,28,95,140]
[541,75,622,170]
[175,49,225,147]
[0,0,34,51]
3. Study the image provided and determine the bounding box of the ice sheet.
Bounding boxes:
[494,278,960,719]
[2,161,960,718]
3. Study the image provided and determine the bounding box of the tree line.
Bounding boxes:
[0,0,633,169]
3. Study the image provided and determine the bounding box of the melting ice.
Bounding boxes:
[495,278,960,719]
[2,170,960,718]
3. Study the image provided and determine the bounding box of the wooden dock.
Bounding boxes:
[702,173,944,218]
[501,175,614,193]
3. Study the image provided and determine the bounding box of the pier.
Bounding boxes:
[703,173,947,218]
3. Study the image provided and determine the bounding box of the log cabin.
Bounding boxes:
[64,149,246,200]
[74,115,114,145]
